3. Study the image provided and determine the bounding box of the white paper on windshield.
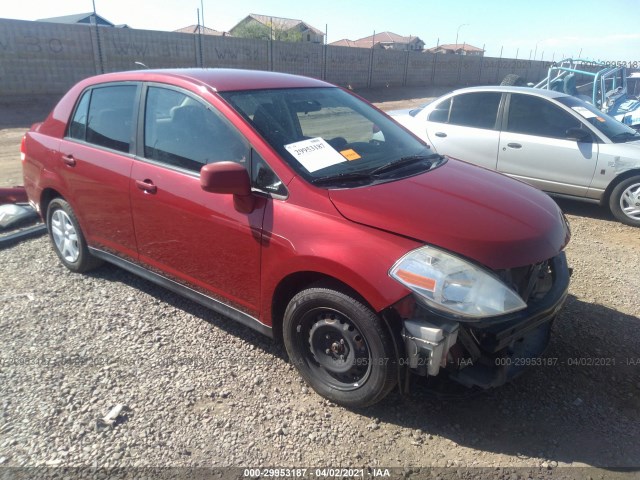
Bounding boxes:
[284,137,347,173]
[572,106,597,119]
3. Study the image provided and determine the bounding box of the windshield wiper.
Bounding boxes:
[370,154,440,176]
[310,171,373,186]
[611,131,640,143]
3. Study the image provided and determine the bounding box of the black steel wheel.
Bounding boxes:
[283,287,397,408]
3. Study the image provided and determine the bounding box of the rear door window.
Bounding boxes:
[448,92,502,129]
[67,90,91,140]
[85,85,137,153]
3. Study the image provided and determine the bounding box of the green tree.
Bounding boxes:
[233,19,303,42]
[232,22,270,40]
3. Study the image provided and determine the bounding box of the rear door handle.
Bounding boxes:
[507,143,522,149]
[434,132,447,138]
[135,179,157,194]
[62,154,76,166]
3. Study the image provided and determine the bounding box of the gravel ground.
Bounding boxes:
[0,91,639,478]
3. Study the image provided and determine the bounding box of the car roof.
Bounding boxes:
[80,68,333,92]
[449,85,570,99]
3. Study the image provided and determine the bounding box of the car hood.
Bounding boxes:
[328,159,570,270]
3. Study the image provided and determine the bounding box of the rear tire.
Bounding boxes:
[283,287,397,408]
[46,198,103,272]
[500,74,526,86]
[609,175,640,227]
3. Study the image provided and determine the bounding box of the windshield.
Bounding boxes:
[220,87,436,186]
[556,96,640,143]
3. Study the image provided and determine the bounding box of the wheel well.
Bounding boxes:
[601,169,640,206]
[270,272,373,343]
[40,188,63,218]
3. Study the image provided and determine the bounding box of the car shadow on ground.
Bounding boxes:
[84,262,285,357]
[86,263,639,469]
[552,197,617,223]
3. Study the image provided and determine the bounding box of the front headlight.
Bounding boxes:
[389,245,527,320]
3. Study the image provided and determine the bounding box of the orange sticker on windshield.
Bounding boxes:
[340,149,361,161]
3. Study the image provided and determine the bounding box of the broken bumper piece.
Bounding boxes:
[401,252,570,388]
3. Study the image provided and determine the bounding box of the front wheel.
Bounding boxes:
[609,176,640,227]
[283,287,397,408]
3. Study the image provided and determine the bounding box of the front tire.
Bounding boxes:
[283,287,397,408]
[609,176,640,227]
[46,198,103,272]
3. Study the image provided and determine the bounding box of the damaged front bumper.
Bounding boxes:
[400,252,570,388]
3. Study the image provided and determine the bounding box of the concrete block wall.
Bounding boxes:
[371,49,406,87]
[325,46,370,88]
[405,53,434,86]
[99,28,199,72]
[0,18,96,95]
[270,41,323,78]
[0,17,555,95]
[202,36,269,71]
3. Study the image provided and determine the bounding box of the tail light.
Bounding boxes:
[20,135,26,162]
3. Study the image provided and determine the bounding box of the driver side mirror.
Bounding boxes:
[200,162,255,213]
[565,127,591,142]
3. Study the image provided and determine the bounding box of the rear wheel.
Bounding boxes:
[609,176,640,227]
[46,198,102,272]
[500,74,526,86]
[283,287,397,408]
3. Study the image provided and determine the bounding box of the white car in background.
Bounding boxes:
[385,86,640,227]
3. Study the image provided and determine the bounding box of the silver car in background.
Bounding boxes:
[387,86,640,227]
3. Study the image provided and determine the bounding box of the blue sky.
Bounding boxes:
[3,0,639,61]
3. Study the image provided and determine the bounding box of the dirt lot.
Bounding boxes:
[1,89,639,478]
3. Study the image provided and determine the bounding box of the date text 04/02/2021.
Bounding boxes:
[242,468,392,478]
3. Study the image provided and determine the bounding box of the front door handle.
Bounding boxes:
[507,143,522,149]
[434,132,447,138]
[62,154,76,167]
[135,179,157,194]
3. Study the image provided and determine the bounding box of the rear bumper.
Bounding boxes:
[401,252,570,388]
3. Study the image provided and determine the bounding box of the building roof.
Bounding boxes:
[428,43,484,53]
[242,14,324,36]
[174,25,229,36]
[329,39,359,47]
[329,31,423,48]
[38,12,115,26]
[357,31,422,45]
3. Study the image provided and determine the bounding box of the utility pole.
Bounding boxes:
[91,0,104,73]
[200,0,205,32]
[455,24,469,52]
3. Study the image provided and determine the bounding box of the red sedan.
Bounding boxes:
[22,69,571,407]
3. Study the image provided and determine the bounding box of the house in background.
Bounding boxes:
[230,14,324,43]
[37,12,129,28]
[174,25,230,36]
[427,43,484,56]
[331,32,424,51]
